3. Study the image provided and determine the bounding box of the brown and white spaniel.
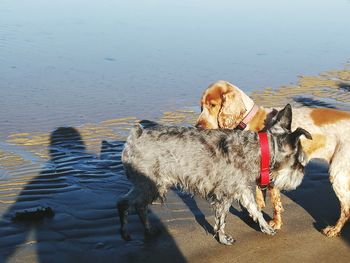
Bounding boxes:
[196,80,350,237]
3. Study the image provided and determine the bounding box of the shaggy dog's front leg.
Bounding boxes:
[212,200,235,245]
[117,183,159,241]
[238,188,276,235]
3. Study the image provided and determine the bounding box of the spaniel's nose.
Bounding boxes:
[195,122,203,129]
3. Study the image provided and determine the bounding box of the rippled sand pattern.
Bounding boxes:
[251,69,350,109]
[1,69,350,262]
[0,112,198,261]
[0,150,30,170]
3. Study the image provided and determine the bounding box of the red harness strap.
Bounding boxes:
[258,132,270,187]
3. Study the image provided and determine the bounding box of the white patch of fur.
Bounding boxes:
[273,167,304,191]
[225,82,255,114]
[197,107,219,129]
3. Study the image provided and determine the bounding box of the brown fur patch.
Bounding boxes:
[255,186,266,209]
[310,108,350,126]
[209,104,221,120]
[203,86,224,104]
[218,90,247,128]
[196,84,226,129]
[268,187,284,229]
[199,82,245,129]
[202,85,225,118]
[301,134,326,157]
[248,108,268,132]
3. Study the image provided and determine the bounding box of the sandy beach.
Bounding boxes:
[1,70,350,262]
[1,0,350,261]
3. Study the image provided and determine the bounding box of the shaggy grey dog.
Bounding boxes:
[118,104,312,245]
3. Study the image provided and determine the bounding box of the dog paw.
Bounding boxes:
[322,226,340,237]
[218,234,236,245]
[257,201,266,211]
[260,224,276,236]
[268,219,282,230]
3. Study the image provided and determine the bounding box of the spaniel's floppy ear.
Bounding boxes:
[218,90,247,128]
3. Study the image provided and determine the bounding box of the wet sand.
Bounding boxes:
[1,69,350,262]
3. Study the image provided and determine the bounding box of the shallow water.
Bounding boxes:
[1,74,350,261]
[1,0,350,134]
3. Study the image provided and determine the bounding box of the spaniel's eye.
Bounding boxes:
[210,104,216,108]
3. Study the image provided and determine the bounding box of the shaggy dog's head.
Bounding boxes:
[268,104,312,190]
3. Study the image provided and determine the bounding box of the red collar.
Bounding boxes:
[258,132,270,187]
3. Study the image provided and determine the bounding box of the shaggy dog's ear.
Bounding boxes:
[290,127,312,146]
[218,90,247,128]
[275,104,292,131]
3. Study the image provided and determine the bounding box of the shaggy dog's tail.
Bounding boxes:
[130,123,143,139]
[122,124,143,164]
[139,119,159,128]
[129,119,159,139]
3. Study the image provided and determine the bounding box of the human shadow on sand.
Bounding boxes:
[0,127,186,263]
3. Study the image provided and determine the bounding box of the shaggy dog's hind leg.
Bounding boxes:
[212,200,235,245]
[117,195,131,241]
[135,204,159,236]
[117,186,155,240]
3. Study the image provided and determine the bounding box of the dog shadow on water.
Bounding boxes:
[0,127,186,263]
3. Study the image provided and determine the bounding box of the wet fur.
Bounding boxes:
[118,105,310,244]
